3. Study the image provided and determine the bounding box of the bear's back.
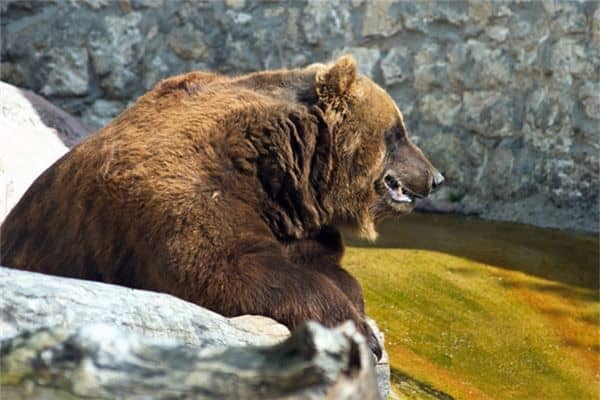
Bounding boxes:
[0,69,316,287]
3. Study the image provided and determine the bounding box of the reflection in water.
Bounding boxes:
[348,213,599,290]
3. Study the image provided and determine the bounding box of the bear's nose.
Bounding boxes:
[432,171,445,190]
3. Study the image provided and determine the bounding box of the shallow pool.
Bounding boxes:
[344,213,598,400]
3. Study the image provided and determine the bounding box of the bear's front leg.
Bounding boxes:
[196,241,381,360]
[285,226,366,314]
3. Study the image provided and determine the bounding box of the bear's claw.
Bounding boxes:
[363,323,382,361]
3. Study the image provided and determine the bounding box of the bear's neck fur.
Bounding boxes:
[229,70,380,241]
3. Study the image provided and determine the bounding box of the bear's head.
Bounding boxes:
[313,56,443,240]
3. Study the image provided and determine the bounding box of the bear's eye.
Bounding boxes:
[395,123,408,141]
[396,131,406,142]
[385,125,405,147]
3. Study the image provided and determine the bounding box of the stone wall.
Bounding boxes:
[1,0,598,232]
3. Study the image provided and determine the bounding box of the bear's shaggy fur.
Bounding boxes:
[1,57,441,358]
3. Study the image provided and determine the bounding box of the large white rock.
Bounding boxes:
[0,266,390,399]
[0,81,92,223]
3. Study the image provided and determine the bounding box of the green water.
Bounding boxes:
[344,213,599,400]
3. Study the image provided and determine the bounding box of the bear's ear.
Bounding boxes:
[316,55,358,99]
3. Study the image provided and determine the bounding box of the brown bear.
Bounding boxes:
[0,56,443,359]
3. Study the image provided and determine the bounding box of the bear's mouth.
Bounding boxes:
[383,173,419,204]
